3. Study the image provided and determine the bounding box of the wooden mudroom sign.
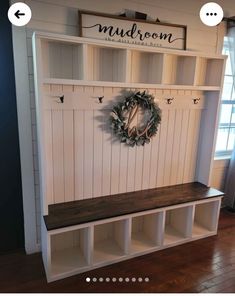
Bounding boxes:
[78,10,187,50]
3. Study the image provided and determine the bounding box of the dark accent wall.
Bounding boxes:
[0,0,24,252]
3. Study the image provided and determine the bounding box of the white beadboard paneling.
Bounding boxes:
[149,127,160,188]
[142,140,152,190]
[84,110,94,198]
[74,110,84,200]
[177,109,190,184]
[126,145,136,192]
[43,110,54,204]
[169,109,182,185]
[52,110,65,203]
[63,110,75,202]
[93,110,103,197]
[156,110,169,187]
[163,109,175,186]
[119,143,129,193]
[102,110,112,196]
[110,137,121,195]
[41,87,207,206]
[183,110,197,183]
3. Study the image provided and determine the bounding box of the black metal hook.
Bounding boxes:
[98,96,104,104]
[52,95,64,103]
[193,98,200,105]
[165,97,174,104]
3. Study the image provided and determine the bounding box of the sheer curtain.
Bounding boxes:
[224,19,235,210]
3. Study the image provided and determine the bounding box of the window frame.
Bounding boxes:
[215,39,235,158]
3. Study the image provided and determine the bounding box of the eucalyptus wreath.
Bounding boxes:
[110,91,161,147]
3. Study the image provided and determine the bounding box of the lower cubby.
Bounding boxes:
[192,200,220,237]
[164,206,193,246]
[93,219,128,264]
[50,227,90,276]
[131,212,164,254]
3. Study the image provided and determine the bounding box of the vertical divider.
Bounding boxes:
[155,211,165,246]
[125,49,132,83]
[191,204,196,234]
[88,225,94,266]
[212,199,222,233]
[161,54,168,85]
[194,57,200,86]
[82,44,89,80]
[186,205,194,238]
[161,210,166,246]
[124,218,131,255]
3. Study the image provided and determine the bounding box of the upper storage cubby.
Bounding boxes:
[38,33,226,90]
[87,45,127,82]
[194,57,224,87]
[162,54,196,85]
[41,40,84,80]
[130,51,163,84]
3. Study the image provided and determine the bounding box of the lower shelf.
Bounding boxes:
[93,239,125,264]
[131,232,157,254]
[164,226,186,246]
[51,247,88,276]
[192,222,211,237]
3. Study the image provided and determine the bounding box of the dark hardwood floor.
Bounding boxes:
[0,208,234,293]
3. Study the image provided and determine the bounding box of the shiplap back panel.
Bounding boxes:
[42,85,204,205]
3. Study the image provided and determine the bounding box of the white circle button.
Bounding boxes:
[200,2,223,26]
[8,2,32,26]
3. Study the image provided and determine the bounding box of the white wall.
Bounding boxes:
[12,0,232,253]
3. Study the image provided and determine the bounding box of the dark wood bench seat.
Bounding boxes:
[44,182,224,231]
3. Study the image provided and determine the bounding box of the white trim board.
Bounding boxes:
[11,25,38,254]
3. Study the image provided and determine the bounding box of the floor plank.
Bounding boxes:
[0,208,234,293]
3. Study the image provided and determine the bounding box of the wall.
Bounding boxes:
[12,0,231,253]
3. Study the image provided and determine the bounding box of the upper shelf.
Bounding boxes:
[35,31,226,90]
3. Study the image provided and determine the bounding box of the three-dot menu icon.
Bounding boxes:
[200,2,224,27]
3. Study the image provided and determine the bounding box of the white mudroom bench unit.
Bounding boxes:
[32,31,226,282]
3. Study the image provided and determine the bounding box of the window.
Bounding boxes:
[215,37,235,157]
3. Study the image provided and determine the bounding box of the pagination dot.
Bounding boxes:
[86,277,91,282]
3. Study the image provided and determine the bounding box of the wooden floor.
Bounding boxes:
[0,208,234,293]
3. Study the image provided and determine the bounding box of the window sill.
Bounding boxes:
[214,155,231,161]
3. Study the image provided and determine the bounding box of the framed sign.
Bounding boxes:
[78,10,187,50]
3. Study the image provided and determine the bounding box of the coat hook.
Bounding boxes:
[59,95,64,103]
[98,96,104,104]
[165,97,174,104]
[52,95,64,103]
[193,98,200,104]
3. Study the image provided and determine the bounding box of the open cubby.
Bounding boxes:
[41,40,83,80]
[87,45,127,82]
[130,51,163,84]
[164,206,193,246]
[192,200,220,237]
[162,54,196,85]
[131,212,163,254]
[195,57,224,87]
[50,227,89,276]
[93,219,128,264]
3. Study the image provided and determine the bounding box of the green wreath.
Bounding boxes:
[110,91,161,147]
